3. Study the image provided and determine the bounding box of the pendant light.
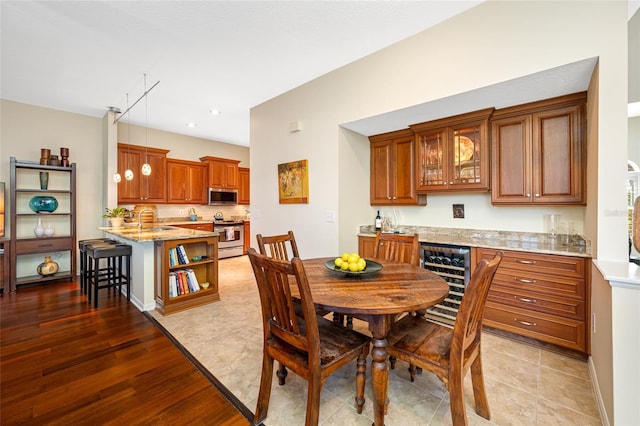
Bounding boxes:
[124,93,134,181]
[141,74,152,176]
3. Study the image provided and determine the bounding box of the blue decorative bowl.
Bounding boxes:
[29,196,59,213]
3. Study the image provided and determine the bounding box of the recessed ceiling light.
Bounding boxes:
[209,109,221,115]
[186,122,196,128]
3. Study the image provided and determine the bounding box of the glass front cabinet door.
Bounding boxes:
[411,108,493,193]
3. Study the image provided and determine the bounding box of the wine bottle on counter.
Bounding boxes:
[375,210,382,231]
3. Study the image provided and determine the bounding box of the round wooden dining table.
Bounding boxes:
[296,257,449,426]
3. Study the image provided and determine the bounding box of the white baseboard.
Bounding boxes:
[588,355,610,426]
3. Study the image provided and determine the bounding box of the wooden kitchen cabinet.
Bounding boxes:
[172,222,213,232]
[491,92,587,205]
[199,156,240,189]
[358,235,376,258]
[154,236,219,315]
[477,247,590,356]
[243,221,250,254]
[238,167,250,205]
[369,129,426,205]
[117,143,169,204]
[410,108,493,193]
[167,159,207,204]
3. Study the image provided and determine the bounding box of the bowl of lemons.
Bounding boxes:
[324,253,383,276]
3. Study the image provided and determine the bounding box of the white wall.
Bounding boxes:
[250,1,628,261]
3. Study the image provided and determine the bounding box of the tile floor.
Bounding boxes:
[150,256,602,425]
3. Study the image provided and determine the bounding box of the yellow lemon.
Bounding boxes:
[349,262,360,272]
[340,261,350,271]
[334,258,343,268]
[341,252,350,261]
[358,258,366,271]
[348,254,360,264]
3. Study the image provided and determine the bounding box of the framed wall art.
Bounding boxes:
[278,159,309,204]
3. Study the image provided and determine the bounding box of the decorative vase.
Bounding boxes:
[37,256,59,276]
[39,171,49,190]
[29,195,58,213]
[43,223,55,237]
[110,217,124,227]
[34,218,44,237]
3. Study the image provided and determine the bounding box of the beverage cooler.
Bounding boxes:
[421,242,471,327]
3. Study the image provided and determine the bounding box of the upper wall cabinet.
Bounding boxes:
[491,92,587,205]
[199,156,240,189]
[369,129,427,206]
[117,143,169,204]
[410,108,494,193]
[238,167,250,205]
[166,159,207,204]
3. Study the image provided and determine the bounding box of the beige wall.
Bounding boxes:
[0,99,250,268]
[250,1,628,261]
[117,124,249,166]
[590,265,613,422]
[1,100,106,244]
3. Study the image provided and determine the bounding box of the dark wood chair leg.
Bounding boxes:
[355,352,367,414]
[470,354,490,419]
[254,355,275,424]
[276,362,288,385]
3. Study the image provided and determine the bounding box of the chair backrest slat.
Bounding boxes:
[453,251,503,354]
[372,231,420,266]
[248,248,320,356]
[257,231,300,261]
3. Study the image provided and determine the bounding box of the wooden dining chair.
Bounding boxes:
[256,230,300,260]
[256,230,332,386]
[247,248,371,426]
[372,230,420,266]
[386,251,503,426]
[341,231,421,329]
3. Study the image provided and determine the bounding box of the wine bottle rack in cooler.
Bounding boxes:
[421,243,471,327]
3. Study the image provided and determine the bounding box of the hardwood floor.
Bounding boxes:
[0,279,252,425]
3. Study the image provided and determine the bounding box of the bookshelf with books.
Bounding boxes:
[154,236,219,314]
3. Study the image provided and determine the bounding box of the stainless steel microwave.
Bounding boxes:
[208,188,238,205]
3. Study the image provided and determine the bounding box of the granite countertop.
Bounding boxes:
[99,225,218,243]
[359,225,591,258]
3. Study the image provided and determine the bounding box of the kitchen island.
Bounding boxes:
[99,225,219,313]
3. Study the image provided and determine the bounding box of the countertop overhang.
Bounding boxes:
[99,225,218,243]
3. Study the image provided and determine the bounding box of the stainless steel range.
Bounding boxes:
[213,221,244,259]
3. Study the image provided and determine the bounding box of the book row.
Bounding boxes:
[169,268,202,298]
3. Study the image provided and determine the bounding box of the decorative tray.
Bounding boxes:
[324,259,383,276]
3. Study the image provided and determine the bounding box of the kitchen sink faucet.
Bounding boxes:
[138,208,155,228]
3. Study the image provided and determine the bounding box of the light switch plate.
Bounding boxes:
[325,210,336,223]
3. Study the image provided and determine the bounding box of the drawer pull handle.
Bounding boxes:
[514,277,536,284]
[37,243,54,248]
[514,319,537,327]
[515,296,537,303]
[516,259,536,265]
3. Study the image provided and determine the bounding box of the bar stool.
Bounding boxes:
[86,241,132,308]
[78,238,117,294]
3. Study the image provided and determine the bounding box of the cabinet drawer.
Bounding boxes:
[478,248,585,279]
[15,237,73,254]
[484,303,586,352]
[491,270,584,299]
[488,285,584,320]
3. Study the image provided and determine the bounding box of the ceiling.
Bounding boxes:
[0,0,486,147]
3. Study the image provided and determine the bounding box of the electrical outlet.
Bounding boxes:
[178,209,185,216]
[592,313,596,334]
